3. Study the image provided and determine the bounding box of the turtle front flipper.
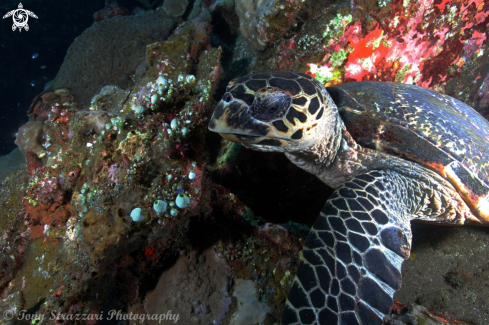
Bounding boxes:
[282,167,472,325]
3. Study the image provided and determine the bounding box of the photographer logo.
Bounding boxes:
[2,3,37,32]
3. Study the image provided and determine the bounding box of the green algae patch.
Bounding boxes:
[216,141,242,170]
[12,238,62,310]
[145,23,196,80]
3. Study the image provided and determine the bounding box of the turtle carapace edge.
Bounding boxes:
[208,71,489,325]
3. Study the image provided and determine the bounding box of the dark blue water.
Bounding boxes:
[0,0,103,155]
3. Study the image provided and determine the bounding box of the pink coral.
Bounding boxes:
[108,163,122,183]
[300,0,489,119]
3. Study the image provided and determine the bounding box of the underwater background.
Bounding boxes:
[0,0,488,324]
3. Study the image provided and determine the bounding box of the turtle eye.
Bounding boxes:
[249,92,292,122]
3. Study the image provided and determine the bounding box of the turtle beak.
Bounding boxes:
[218,133,261,143]
[208,100,271,144]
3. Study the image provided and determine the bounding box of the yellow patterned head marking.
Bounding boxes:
[208,72,331,151]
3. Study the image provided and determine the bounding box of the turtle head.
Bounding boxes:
[208,72,341,162]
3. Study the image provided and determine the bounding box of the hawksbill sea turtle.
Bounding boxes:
[208,71,489,324]
[2,3,37,32]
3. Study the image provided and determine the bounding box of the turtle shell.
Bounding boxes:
[327,81,489,222]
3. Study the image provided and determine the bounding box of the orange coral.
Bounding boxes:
[24,201,72,228]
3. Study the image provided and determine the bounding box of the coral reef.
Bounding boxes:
[386,303,471,325]
[1,17,251,324]
[0,148,25,182]
[28,88,75,123]
[163,0,190,18]
[258,0,489,118]
[230,279,273,324]
[93,1,131,22]
[14,121,49,159]
[51,10,176,105]
[82,207,130,255]
[74,110,114,135]
[0,292,23,322]
[143,248,232,325]
[235,0,305,51]
[0,169,26,294]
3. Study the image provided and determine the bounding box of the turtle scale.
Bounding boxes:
[327,81,489,185]
[208,72,489,324]
[211,72,489,221]
[327,81,489,218]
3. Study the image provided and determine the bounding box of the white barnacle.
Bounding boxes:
[185,75,196,85]
[171,118,180,129]
[156,76,168,94]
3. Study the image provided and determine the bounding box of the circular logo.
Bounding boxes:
[3,309,14,320]
[13,10,28,28]
[2,3,38,32]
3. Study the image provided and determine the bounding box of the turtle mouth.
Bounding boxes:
[219,133,286,147]
[218,133,262,143]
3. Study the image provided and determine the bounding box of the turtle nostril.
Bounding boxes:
[223,93,232,102]
[269,105,279,113]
